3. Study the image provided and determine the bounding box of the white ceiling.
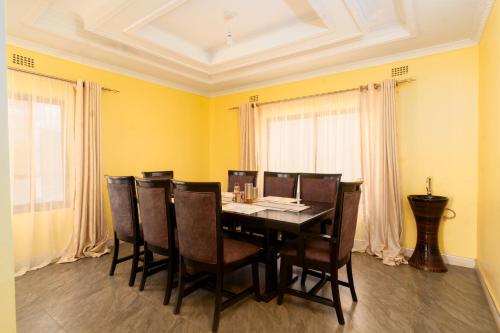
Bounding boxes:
[6,0,493,96]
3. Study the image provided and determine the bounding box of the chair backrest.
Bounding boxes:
[331,181,362,262]
[106,176,140,243]
[172,180,222,265]
[141,170,174,179]
[136,178,174,251]
[227,170,258,192]
[299,173,342,204]
[263,171,298,198]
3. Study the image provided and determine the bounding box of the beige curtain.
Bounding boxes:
[239,103,259,170]
[358,79,406,266]
[59,81,109,262]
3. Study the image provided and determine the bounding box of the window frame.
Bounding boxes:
[9,92,69,214]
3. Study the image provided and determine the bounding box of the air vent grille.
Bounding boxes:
[391,65,408,77]
[249,95,259,103]
[12,54,35,68]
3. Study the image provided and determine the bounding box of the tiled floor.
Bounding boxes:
[15,245,497,333]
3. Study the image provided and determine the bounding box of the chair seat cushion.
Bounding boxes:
[223,238,260,264]
[280,239,330,263]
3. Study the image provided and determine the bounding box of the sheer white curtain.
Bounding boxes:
[258,90,362,183]
[7,71,76,275]
[250,84,405,266]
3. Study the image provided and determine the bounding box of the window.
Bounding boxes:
[8,97,67,213]
[260,91,362,181]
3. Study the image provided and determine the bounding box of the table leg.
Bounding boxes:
[261,229,278,302]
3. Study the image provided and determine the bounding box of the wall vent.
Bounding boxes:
[391,65,408,77]
[249,95,259,103]
[12,54,35,68]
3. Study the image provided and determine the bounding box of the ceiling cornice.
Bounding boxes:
[7,35,478,98]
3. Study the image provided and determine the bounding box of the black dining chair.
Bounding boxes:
[172,180,260,332]
[278,181,362,325]
[299,173,342,283]
[263,171,298,198]
[227,170,258,192]
[141,170,174,179]
[106,176,144,287]
[135,178,177,305]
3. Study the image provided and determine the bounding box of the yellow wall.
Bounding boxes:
[6,45,481,260]
[6,45,210,235]
[1,0,17,329]
[209,47,479,259]
[478,0,500,312]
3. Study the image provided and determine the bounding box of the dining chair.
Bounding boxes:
[263,171,298,198]
[172,180,260,332]
[299,173,342,284]
[106,176,144,287]
[227,170,258,192]
[135,178,177,305]
[278,181,363,325]
[141,170,174,178]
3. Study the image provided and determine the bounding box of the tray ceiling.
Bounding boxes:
[6,0,493,96]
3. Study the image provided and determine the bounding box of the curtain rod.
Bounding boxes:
[7,67,120,93]
[227,78,415,110]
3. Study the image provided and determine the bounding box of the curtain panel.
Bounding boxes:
[59,80,109,262]
[239,103,259,170]
[7,72,108,275]
[358,79,405,265]
[239,82,405,266]
[7,71,76,275]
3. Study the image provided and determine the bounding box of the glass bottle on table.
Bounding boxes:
[233,183,240,202]
[244,183,253,203]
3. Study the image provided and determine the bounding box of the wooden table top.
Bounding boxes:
[222,201,334,234]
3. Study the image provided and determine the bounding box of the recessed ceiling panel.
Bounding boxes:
[151,0,325,52]
[6,0,494,95]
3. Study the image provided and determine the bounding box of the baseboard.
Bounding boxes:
[475,265,500,331]
[353,239,476,269]
[402,248,476,268]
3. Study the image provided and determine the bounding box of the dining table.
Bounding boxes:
[152,182,335,303]
[220,199,334,302]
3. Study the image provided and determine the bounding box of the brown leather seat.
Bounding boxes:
[106,176,144,287]
[263,171,298,198]
[136,178,178,305]
[227,170,258,192]
[223,238,260,264]
[172,180,261,332]
[280,239,350,265]
[278,181,362,326]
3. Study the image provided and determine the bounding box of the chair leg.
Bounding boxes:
[330,270,345,325]
[109,234,119,276]
[346,256,357,302]
[212,271,223,332]
[163,254,175,305]
[277,258,289,305]
[300,268,308,285]
[251,260,261,301]
[129,243,140,287]
[139,244,150,291]
[174,256,185,315]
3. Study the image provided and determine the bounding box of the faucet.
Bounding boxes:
[426,177,432,196]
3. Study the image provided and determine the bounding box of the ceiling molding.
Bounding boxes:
[7,0,492,94]
[472,0,495,42]
[6,36,209,97]
[209,38,477,97]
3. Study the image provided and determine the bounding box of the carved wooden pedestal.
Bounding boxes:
[407,195,448,273]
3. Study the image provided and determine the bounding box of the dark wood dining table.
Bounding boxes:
[221,201,334,302]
